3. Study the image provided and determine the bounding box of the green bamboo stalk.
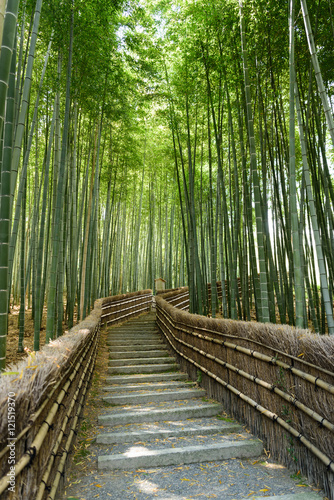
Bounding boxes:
[295,83,334,334]
[0,0,19,140]
[289,0,306,328]
[0,0,19,370]
[7,36,52,309]
[18,177,26,352]
[0,0,5,48]
[239,0,270,323]
[46,5,73,342]
[300,0,334,149]
[10,0,43,208]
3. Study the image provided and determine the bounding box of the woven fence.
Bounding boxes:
[0,290,152,500]
[156,289,334,500]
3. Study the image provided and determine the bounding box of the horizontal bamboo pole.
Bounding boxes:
[174,316,334,378]
[0,326,98,462]
[102,293,152,309]
[0,327,99,495]
[0,290,152,498]
[45,335,98,500]
[158,310,334,474]
[157,305,334,395]
[159,311,334,433]
[35,331,99,500]
[102,296,152,311]
[167,293,189,304]
[170,299,190,308]
[102,298,152,317]
[103,303,152,325]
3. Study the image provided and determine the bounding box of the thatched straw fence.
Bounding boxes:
[157,287,190,310]
[156,289,334,500]
[0,290,152,500]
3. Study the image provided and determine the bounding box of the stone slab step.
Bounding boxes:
[102,388,206,405]
[105,372,188,385]
[120,321,156,325]
[102,381,195,392]
[107,337,160,343]
[253,495,322,500]
[96,422,241,444]
[107,330,161,338]
[98,439,263,470]
[108,363,178,374]
[107,344,166,352]
[107,339,164,346]
[109,350,169,359]
[98,403,223,425]
[108,328,158,332]
[109,357,175,367]
[108,360,178,374]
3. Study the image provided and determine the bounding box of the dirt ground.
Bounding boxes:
[5,305,75,368]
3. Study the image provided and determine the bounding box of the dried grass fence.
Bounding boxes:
[156,289,334,500]
[0,289,152,500]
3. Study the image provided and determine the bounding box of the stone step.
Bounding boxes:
[102,388,206,405]
[108,363,178,374]
[108,357,175,367]
[108,323,157,328]
[96,422,242,444]
[98,402,223,425]
[107,335,161,342]
[107,344,166,352]
[120,315,157,326]
[107,330,159,335]
[107,339,164,346]
[105,372,188,385]
[109,350,169,359]
[109,327,158,331]
[108,325,158,330]
[102,380,195,392]
[98,439,263,470]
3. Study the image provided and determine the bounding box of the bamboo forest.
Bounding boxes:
[0,0,334,371]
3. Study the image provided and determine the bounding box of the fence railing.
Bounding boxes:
[101,290,153,325]
[156,289,334,500]
[0,290,152,500]
[157,287,189,311]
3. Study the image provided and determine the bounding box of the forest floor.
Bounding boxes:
[5,305,76,368]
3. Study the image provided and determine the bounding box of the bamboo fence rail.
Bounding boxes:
[101,289,153,325]
[156,290,334,500]
[0,290,152,499]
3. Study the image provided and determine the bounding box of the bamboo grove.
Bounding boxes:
[0,0,333,369]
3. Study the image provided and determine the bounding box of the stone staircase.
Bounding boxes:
[97,312,264,471]
[63,312,324,500]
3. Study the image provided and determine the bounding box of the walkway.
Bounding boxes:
[63,312,325,499]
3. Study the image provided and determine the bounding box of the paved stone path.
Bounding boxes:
[62,312,325,500]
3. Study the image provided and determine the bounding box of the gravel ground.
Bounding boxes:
[62,454,325,500]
